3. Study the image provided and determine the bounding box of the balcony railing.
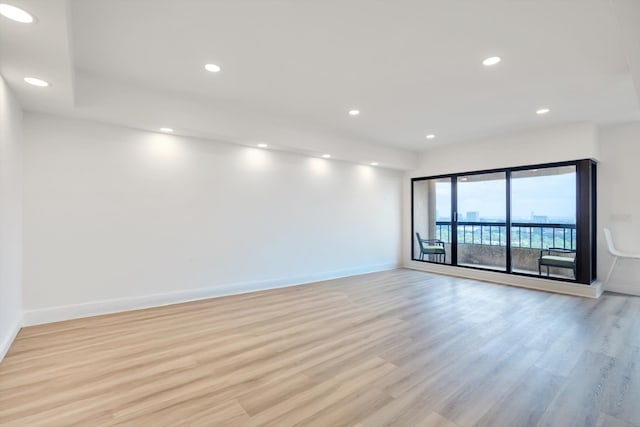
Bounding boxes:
[434,221,576,250]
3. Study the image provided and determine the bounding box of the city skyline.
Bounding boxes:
[435,171,576,223]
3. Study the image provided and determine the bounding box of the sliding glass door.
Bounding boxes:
[511,166,576,279]
[412,177,452,264]
[411,159,597,285]
[456,172,507,271]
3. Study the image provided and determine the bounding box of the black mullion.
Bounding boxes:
[451,176,458,266]
[411,179,415,260]
[506,170,512,273]
[591,162,597,280]
[576,160,597,284]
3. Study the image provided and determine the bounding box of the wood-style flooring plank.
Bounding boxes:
[1,269,640,426]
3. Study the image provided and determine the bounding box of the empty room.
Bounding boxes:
[2,0,640,426]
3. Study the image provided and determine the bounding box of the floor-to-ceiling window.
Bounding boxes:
[411,159,597,285]
[510,165,577,279]
[412,177,452,264]
[456,171,507,272]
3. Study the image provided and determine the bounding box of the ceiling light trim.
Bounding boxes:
[204,63,222,73]
[0,3,35,23]
[23,77,50,87]
[482,56,502,66]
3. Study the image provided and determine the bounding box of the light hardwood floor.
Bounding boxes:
[1,269,640,426]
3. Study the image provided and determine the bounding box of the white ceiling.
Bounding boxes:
[1,0,640,168]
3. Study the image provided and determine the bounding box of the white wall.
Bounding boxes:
[22,113,402,324]
[612,0,640,105]
[597,123,640,295]
[70,75,419,171]
[0,75,23,360]
[415,122,599,177]
[404,123,602,297]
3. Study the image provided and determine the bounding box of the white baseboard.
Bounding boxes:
[604,282,640,296]
[405,260,603,298]
[22,262,399,326]
[0,318,22,363]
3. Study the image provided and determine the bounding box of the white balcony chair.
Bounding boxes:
[603,228,640,284]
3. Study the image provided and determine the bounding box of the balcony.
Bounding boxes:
[424,221,577,279]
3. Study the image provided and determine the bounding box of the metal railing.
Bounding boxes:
[434,221,576,250]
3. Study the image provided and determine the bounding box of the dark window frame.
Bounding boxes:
[411,159,597,285]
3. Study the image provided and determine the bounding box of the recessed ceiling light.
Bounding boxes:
[348,109,360,116]
[257,143,268,148]
[159,127,173,133]
[322,154,331,158]
[536,108,550,115]
[460,177,468,181]
[370,162,379,166]
[0,3,35,23]
[204,63,221,73]
[23,77,50,87]
[425,134,436,140]
[482,56,501,66]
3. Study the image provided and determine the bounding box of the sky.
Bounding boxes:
[435,172,576,222]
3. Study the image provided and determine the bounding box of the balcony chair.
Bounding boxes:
[416,232,446,263]
[603,228,640,284]
[538,248,576,278]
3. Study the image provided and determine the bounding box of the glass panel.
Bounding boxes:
[511,165,577,280]
[413,178,451,264]
[456,172,506,271]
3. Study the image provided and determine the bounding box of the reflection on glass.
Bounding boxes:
[511,166,577,279]
[413,178,451,264]
[456,172,506,271]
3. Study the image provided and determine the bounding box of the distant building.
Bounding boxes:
[466,211,479,222]
[532,214,548,223]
